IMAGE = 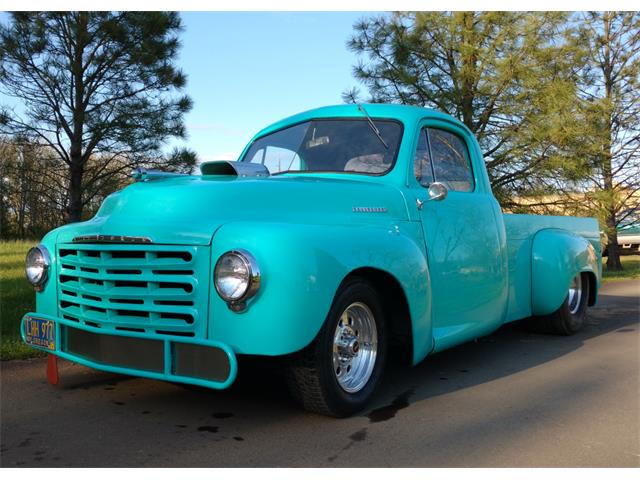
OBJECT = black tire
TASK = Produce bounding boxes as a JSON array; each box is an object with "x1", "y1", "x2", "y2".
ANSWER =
[
  {"x1": 285, "y1": 277, "x2": 387, "y2": 417},
  {"x1": 534, "y1": 272, "x2": 590, "y2": 335}
]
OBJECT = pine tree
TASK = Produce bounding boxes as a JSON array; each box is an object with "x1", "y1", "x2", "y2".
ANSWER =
[
  {"x1": 345, "y1": 12, "x2": 586, "y2": 206},
  {"x1": 0, "y1": 12, "x2": 194, "y2": 222},
  {"x1": 578, "y1": 12, "x2": 640, "y2": 271}
]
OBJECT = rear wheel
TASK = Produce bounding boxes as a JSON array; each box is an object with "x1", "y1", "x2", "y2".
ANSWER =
[
  {"x1": 539, "y1": 272, "x2": 590, "y2": 335},
  {"x1": 286, "y1": 277, "x2": 387, "y2": 417}
]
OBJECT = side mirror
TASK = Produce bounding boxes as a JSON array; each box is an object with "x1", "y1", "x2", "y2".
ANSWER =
[{"x1": 428, "y1": 182, "x2": 448, "y2": 202}]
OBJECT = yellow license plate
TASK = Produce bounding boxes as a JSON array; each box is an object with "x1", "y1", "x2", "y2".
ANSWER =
[{"x1": 24, "y1": 316, "x2": 56, "y2": 350}]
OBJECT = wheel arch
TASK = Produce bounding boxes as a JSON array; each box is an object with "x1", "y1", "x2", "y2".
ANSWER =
[
  {"x1": 342, "y1": 267, "x2": 414, "y2": 365},
  {"x1": 531, "y1": 228, "x2": 601, "y2": 316},
  {"x1": 584, "y1": 270, "x2": 597, "y2": 307},
  {"x1": 208, "y1": 220, "x2": 431, "y2": 360}
]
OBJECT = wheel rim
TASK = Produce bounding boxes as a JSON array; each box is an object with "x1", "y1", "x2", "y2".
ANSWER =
[
  {"x1": 568, "y1": 274, "x2": 583, "y2": 315},
  {"x1": 332, "y1": 302, "x2": 378, "y2": 394}
]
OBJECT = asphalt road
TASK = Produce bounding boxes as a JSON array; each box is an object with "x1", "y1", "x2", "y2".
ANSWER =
[{"x1": 1, "y1": 279, "x2": 638, "y2": 467}]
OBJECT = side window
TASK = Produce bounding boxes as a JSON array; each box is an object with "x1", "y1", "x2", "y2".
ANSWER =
[
  {"x1": 248, "y1": 146, "x2": 301, "y2": 173},
  {"x1": 427, "y1": 128, "x2": 474, "y2": 192},
  {"x1": 413, "y1": 129, "x2": 434, "y2": 187}
]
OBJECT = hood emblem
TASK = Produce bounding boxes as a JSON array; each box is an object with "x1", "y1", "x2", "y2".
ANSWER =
[
  {"x1": 73, "y1": 235, "x2": 153, "y2": 244},
  {"x1": 352, "y1": 207, "x2": 388, "y2": 213}
]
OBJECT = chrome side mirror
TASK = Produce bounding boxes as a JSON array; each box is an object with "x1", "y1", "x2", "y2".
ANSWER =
[
  {"x1": 131, "y1": 167, "x2": 148, "y2": 182},
  {"x1": 428, "y1": 182, "x2": 448, "y2": 202}
]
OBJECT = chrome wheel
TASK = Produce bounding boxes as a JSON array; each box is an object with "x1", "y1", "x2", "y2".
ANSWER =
[
  {"x1": 332, "y1": 302, "x2": 378, "y2": 394},
  {"x1": 568, "y1": 274, "x2": 583, "y2": 315}
]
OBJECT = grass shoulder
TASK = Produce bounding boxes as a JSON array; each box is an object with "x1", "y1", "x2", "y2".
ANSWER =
[
  {"x1": 602, "y1": 255, "x2": 640, "y2": 283},
  {"x1": 1, "y1": 241, "x2": 43, "y2": 360}
]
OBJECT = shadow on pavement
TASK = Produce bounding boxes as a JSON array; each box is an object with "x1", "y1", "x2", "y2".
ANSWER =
[{"x1": 54, "y1": 288, "x2": 639, "y2": 421}]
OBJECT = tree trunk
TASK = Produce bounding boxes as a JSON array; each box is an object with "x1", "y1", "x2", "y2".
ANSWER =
[
  {"x1": 67, "y1": 159, "x2": 84, "y2": 223},
  {"x1": 602, "y1": 153, "x2": 623, "y2": 270},
  {"x1": 17, "y1": 146, "x2": 27, "y2": 238},
  {"x1": 605, "y1": 211, "x2": 623, "y2": 270},
  {"x1": 601, "y1": 13, "x2": 623, "y2": 272},
  {"x1": 66, "y1": 12, "x2": 88, "y2": 224},
  {"x1": 459, "y1": 12, "x2": 477, "y2": 130}
]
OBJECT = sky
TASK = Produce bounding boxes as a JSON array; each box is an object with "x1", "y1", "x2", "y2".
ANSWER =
[
  {"x1": 173, "y1": 12, "x2": 373, "y2": 161},
  {"x1": 0, "y1": 11, "x2": 379, "y2": 162}
]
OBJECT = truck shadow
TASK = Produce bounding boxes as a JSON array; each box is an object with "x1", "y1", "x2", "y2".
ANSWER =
[
  {"x1": 368, "y1": 290, "x2": 638, "y2": 421},
  {"x1": 56, "y1": 288, "x2": 638, "y2": 422}
]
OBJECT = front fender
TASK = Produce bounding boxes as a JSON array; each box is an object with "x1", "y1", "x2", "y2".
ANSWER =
[
  {"x1": 208, "y1": 221, "x2": 430, "y2": 359},
  {"x1": 531, "y1": 228, "x2": 600, "y2": 316}
]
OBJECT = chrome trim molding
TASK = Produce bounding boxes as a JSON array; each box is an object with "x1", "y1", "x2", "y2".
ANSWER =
[
  {"x1": 72, "y1": 235, "x2": 153, "y2": 244},
  {"x1": 131, "y1": 167, "x2": 188, "y2": 182}
]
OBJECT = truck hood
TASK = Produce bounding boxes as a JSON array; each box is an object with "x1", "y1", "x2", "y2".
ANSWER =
[{"x1": 56, "y1": 175, "x2": 410, "y2": 245}]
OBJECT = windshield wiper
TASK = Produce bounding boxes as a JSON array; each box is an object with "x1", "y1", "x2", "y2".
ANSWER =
[{"x1": 357, "y1": 104, "x2": 388, "y2": 150}]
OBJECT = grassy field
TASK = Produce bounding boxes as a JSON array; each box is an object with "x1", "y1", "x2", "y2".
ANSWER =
[
  {"x1": 0, "y1": 241, "x2": 638, "y2": 360},
  {"x1": 601, "y1": 255, "x2": 640, "y2": 283},
  {"x1": 1, "y1": 240, "x2": 44, "y2": 360}
]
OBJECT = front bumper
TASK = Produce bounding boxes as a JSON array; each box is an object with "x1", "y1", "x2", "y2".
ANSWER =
[{"x1": 21, "y1": 313, "x2": 237, "y2": 389}]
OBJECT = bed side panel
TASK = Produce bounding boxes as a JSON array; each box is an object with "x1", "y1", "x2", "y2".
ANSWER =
[{"x1": 503, "y1": 214, "x2": 601, "y2": 322}]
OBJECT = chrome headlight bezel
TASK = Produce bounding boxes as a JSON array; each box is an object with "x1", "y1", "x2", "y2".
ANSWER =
[
  {"x1": 25, "y1": 244, "x2": 51, "y2": 291},
  {"x1": 214, "y1": 249, "x2": 260, "y2": 311}
]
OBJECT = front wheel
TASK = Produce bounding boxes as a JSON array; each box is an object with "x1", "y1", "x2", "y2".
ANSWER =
[{"x1": 286, "y1": 277, "x2": 387, "y2": 417}]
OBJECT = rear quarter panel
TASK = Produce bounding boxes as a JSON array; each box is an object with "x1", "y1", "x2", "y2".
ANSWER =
[{"x1": 504, "y1": 214, "x2": 601, "y2": 321}]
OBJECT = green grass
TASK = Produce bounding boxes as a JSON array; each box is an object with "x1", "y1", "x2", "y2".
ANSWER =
[
  {"x1": 1, "y1": 240, "x2": 45, "y2": 360},
  {"x1": 602, "y1": 255, "x2": 640, "y2": 283}
]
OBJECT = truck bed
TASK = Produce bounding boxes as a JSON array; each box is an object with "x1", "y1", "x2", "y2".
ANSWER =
[{"x1": 503, "y1": 214, "x2": 601, "y2": 322}]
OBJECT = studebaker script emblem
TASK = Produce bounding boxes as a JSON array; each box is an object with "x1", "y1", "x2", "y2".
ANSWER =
[
  {"x1": 352, "y1": 207, "x2": 388, "y2": 213},
  {"x1": 72, "y1": 235, "x2": 153, "y2": 244}
]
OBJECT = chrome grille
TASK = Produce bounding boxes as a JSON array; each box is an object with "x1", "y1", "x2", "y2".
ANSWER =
[{"x1": 56, "y1": 244, "x2": 209, "y2": 338}]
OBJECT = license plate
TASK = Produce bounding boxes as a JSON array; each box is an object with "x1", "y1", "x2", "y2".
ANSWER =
[{"x1": 24, "y1": 316, "x2": 56, "y2": 350}]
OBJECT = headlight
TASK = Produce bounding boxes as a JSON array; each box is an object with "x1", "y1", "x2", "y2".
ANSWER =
[
  {"x1": 25, "y1": 245, "x2": 51, "y2": 290},
  {"x1": 214, "y1": 249, "x2": 260, "y2": 311}
]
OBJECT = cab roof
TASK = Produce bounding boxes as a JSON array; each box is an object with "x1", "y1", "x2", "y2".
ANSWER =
[{"x1": 252, "y1": 104, "x2": 466, "y2": 140}]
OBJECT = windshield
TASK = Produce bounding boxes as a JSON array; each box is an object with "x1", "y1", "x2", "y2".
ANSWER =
[{"x1": 241, "y1": 119, "x2": 403, "y2": 175}]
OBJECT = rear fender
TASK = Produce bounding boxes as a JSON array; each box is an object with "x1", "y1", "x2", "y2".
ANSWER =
[{"x1": 531, "y1": 228, "x2": 600, "y2": 316}]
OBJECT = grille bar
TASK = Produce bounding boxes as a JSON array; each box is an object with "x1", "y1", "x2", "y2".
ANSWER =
[
  {"x1": 58, "y1": 281, "x2": 193, "y2": 299},
  {"x1": 57, "y1": 244, "x2": 209, "y2": 338},
  {"x1": 58, "y1": 254, "x2": 195, "y2": 268}
]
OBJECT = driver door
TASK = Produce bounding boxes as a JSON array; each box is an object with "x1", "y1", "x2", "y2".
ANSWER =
[{"x1": 412, "y1": 123, "x2": 506, "y2": 351}]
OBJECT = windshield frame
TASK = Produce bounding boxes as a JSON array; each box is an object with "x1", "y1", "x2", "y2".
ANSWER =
[{"x1": 239, "y1": 116, "x2": 405, "y2": 177}]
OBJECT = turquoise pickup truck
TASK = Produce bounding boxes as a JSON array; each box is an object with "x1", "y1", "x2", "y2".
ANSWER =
[{"x1": 22, "y1": 104, "x2": 601, "y2": 417}]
